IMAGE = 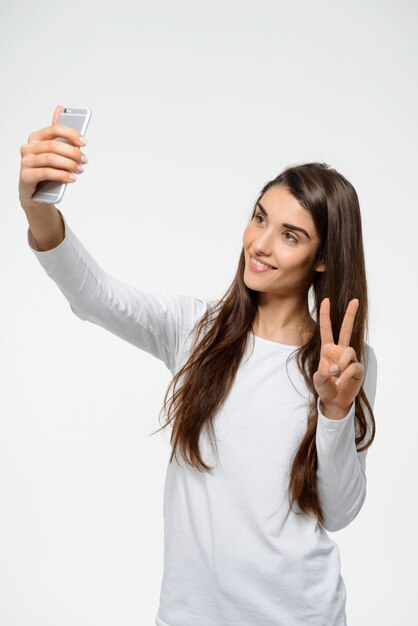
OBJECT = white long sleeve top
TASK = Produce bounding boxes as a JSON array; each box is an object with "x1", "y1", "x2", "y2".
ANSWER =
[{"x1": 28, "y1": 210, "x2": 378, "y2": 626}]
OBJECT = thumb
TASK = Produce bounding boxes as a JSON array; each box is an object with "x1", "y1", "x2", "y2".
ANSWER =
[
  {"x1": 313, "y1": 368, "x2": 339, "y2": 401},
  {"x1": 52, "y1": 104, "x2": 65, "y2": 126}
]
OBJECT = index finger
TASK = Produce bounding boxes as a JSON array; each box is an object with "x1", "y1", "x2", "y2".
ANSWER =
[
  {"x1": 29, "y1": 123, "x2": 85, "y2": 147},
  {"x1": 319, "y1": 297, "x2": 334, "y2": 345}
]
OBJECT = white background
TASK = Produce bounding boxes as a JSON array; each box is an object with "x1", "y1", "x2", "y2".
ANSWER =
[{"x1": 1, "y1": 0, "x2": 417, "y2": 624}]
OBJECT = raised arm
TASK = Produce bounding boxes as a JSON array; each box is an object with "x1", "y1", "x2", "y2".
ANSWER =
[
  {"x1": 315, "y1": 343, "x2": 378, "y2": 532},
  {"x1": 26, "y1": 209, "x2": 210, "y2": 373},
  {"x1": 20, "y1": 106, "x2": 211, "y2": 374}
]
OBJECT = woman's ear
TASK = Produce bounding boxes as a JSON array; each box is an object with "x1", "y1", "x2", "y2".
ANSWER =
[{"x1": 315, "y1": 260, "x2": 325, "y2": 272}]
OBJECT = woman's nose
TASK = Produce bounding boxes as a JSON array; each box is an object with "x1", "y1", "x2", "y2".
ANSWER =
[{"x1": 254, "y1": 232, "x2": 274, "y2": 253}]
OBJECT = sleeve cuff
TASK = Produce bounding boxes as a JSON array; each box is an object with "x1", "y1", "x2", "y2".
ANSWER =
[
  {"x1": 27, "y1": 208, "x2": 69, "y2": 254},
  {"x1": 317, "y1": 396, "x2": 355, "y2": 426}
]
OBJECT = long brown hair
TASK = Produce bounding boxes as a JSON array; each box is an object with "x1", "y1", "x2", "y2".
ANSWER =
[{"x1": 149, "y1": 162, "x2": 376, "y2": 526}]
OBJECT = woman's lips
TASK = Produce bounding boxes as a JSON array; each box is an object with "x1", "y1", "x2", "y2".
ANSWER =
[{"x1": 249, "y1": 256, "x2": 277, "y2": 272}]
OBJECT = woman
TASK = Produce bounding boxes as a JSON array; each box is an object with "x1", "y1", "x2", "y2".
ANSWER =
[{"x1": 19, "y1": 105, "x2": 377, "y2": 626}]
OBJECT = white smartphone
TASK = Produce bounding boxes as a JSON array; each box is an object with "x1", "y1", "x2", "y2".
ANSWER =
[{"x1": 31, "y1": 106, "x2": 92, "y2": 204}]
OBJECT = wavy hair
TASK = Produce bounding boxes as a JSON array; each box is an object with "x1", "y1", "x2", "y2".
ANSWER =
[{"x1": 149, "y1": 162, "x2": 376, "y2": 526}]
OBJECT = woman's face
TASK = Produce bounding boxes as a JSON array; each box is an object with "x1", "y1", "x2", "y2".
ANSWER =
[{"x1": 242, "y1": 185, "x2": 324, "y2": 296}]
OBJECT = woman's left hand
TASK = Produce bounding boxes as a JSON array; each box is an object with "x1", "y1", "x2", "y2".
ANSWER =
[{"x1": 313, "y1": 298, "x2": 365, "y2": 418}]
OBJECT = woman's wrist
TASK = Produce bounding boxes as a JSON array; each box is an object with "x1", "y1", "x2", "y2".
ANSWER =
[{"x1": 319, "y1": 399, "x2": 352, "y2": 421}]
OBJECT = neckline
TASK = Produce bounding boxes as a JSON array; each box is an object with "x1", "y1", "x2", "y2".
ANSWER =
[{"x1": 250, "y1": 332, "x2": 301, "y2": 349}]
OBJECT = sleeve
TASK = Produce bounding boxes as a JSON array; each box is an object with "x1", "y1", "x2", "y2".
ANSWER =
[
  {"x1": 315, "y1": 343, "x2": 378, "y2": 532},
  {"x1": 27, "y1": 209, "x2": 210, "y2": 374}
]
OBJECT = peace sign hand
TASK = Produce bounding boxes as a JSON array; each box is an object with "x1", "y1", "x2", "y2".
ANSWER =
[{"x1": 313, "y1": 298, "x2": 365, "y2": 419}]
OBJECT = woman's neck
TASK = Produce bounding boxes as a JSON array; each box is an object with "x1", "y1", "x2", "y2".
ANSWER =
[{"x1": 252, "y1": 307, "x2": 315, "y2": 346}]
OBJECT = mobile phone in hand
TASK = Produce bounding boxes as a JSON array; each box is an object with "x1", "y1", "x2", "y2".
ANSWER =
[{"x1": 32, "y1": 107, "x2": 92, "y2": 204}]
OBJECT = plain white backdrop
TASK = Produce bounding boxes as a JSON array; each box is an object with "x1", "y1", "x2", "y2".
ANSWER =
[{"x1": 1, "y1": 0, "x2": 417, "y2": 624}]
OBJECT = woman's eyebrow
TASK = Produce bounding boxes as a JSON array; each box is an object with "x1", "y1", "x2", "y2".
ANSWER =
[{"x1": 256, "y1": 202, "x2": 311, "y2": 239}]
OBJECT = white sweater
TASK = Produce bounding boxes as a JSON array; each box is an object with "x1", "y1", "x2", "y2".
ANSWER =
[{"x1": 28, "y1": 210, "x2": 378, "y2": 626}]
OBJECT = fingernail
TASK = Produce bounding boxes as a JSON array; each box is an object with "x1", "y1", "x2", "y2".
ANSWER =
[
  {"x1": 79, "y1": 135, "x2": 87, "y2": 145},
  {"x1": 80, "y1": 155, "x2": 89, "y2": 163},
  {"x1": 329, "y1": 364, "x2": 339, "y2": 374}
]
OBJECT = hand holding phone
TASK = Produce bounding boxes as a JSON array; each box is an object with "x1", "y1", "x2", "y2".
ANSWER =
[{"x1": 19, "y1": 105, "x2": 91, "y2": 208}]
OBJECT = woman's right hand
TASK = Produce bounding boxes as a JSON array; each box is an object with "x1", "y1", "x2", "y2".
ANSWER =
[{"x1": 19, "y1": 104, "x2": 88, "y2": 209}]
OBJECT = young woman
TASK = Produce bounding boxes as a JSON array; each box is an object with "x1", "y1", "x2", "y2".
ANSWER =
[{"x1": 19, "y1": 105, "x2": 377, "y2": 626}]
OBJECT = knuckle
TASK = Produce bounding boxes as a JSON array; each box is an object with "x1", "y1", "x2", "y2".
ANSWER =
[
  {"x1": 20, "y1": 169, "x2": 29, "y2": 183},
  {"x1": 47, "y1": 139, "x2": 57, "y2": 153},
  {"x1": 22, "y1": 169, "x2": 34, "y2": 184}
]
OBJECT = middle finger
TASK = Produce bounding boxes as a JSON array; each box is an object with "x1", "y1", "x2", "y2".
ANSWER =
[
  {"x1": 337, "y1": 299, "x2": 359, "y2": 347},
  {"x1": 24, "y1": 151, "x2": 85, "y2": 175},
  {"x1": 28, "y1": 139, "x2": 87, "y2": 164}
]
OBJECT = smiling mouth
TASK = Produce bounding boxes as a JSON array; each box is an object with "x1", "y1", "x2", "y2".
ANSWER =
[{"x1": 249, "y1": 255, "x2": 277, "y2": 271}]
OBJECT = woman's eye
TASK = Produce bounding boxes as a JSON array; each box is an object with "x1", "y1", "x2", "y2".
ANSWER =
[
  {"x1": 254, "y1": 214, "x2": 298, "y2": 244},
  {"x1": 284, "y1": 232, "x2": 298, "y2": 243}
]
